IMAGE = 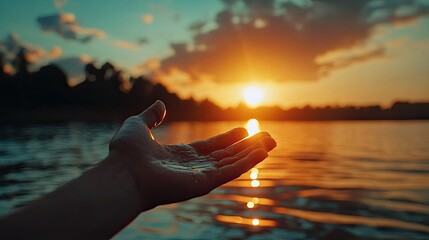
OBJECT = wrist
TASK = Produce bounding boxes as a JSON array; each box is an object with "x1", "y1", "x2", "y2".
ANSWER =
[{"x1": 104, "y1": 151, "x2": 156, "y2": 212}]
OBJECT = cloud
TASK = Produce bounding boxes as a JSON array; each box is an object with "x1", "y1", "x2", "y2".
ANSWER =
[
  {"x1": 26, "y1": 45, "x2": 63, "y2": 62},
  {"x1": 141, "y1": 14, "x2": 154, "y2": 24},
  {"x1": 189, "y1": 21, "x2": 207, "y2": 33},
  {"x1": 159, "y1": 0, "x2": 429, "y2": 83},
  {"x1": 0, "y1": 33, "x2": 62, "y2": 63},
  {"x1": 0, "y1": 33, "x2": 23, "y2": 54},
  {"x1": 49, "y1": 46, "x2": 63, "y2": 58},
  {"x1": 113, "y1": 41, "x2": 140, "y2": 50},
  {"x1": 37, "y1": 12, "x2": 106, "y2": 43},
  {"x1": 317, "y1": 46, "x2": 386, "y2": 76},
  {"x1": 137, "y1": 37, "x2": 150, "y2": 45},
  {"x1": 53, "y1": 0, "x2": 68, "y2": 10},
  {"x1": 133, "y1": 58, "x2": 160, "y2": 76}
]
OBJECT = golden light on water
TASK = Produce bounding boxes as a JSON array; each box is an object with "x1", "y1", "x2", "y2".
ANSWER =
[
  {"x1": 252, "y1": 218, "x2": 260, "y2": 226},
  {"x1": 215, "y1": 215, "x2": 277, "y2": 227},
  {"x1": 251, "y1": 179, "x2": 260, "y2": 187},
  {"x1": 246, "y1": 119, "x2": 260, "y2": 136},
  {"x1": 247, "y1": 197, "x2": 260, "y2": 208},
  {"x1": 250, "y1": 167, "x2": 260, "y2": 187},
  {"x1": 215, "y1": 162, "x2": 279, "y2": 228},
  {"x1": 243, "y1": 85, "x2": 264, "y2": 107},
  {"x1": 250, "y1": 167, "x2": 259, "y2": 179},
  {"x1": 215, "y1": 215, "x2": 243, "y2": 224}
]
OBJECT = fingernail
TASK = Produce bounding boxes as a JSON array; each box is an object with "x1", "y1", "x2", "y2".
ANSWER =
[{"x1": 152, "y1": 100, "x2": 166, "y2": 127}]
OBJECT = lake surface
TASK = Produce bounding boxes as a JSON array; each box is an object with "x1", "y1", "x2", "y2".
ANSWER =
[{"x1": 1, "y1": 121, "x2": 429, "y2": 239}]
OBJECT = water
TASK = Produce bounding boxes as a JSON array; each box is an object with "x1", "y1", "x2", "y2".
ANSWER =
[{"x1": 1, "y1": 121, "x2": 429, "y2": 239}]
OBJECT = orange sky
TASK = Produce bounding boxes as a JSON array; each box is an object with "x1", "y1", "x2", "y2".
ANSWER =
[{"x1": 157, "y1": 23, "x2": 429, "y2": 109}]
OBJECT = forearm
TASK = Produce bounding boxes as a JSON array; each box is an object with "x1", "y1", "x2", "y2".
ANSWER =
[{"x1": 0, "y1": 154, "x2": 144, "y2": 239}]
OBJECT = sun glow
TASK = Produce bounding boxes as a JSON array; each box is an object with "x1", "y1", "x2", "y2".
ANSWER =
[
  {"x1": 251, "y1": 180, "x2": 260, "y2": 187},
  {"x1": 252, "y1": 218, "x2": 260, "y2": 226},
  {"x1": 243, "y1": 85, "x2": 264, "y2": 107},
  {"x1": 246, "y1": 119, "x2": 260, "y2": 136}
]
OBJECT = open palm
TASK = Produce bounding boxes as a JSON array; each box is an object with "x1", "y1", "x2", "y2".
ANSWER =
[{"x1": 109, "y1": 101, "x2": 276, "y2": 209}]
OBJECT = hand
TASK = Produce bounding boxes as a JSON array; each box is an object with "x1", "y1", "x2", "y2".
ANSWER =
[
  {"x1": 0, "y1": 100, "x2": 276, "y2": 240},
  {"x1": 109, "y1": 100, "x2": 276, "y2": 210}
]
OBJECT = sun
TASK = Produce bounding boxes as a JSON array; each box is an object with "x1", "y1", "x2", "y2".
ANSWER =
[{"x1": 242, "y1": 85, "x2": 264, "y2": 107}]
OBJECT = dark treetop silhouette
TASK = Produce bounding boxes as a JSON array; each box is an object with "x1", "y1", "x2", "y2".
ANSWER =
[
  {"x1": 0, "y1": 49, "x2": 428, "y2": 122},
  {"x1": 0, "y1": 100, "x2": 277, "y2": 239}
]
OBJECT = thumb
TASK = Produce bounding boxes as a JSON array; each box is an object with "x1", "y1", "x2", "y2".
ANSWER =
[{"x1": 139, "y1": 100, "x2": 166, "y2": 129}]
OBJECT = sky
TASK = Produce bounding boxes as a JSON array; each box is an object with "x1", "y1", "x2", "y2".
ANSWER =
[{"x1": 0, "y1": 0, "x2": 428, "y2": 108}]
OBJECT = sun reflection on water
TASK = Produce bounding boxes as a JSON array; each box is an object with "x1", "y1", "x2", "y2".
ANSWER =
[
  {"x1": 214, "y1": 120, "x2": 278, "y2": 229},
  {"x1": 252, "y1": 197, "x2": 260, "y2": 204},
  {"x1": 252, "y1": 218, "x2": 260, "y2": 226},
  {"x1": 251, "y1": 179, "x2": 260, "y2": 187},
  {"x1": 246, "y1": 119, "x2": 260, "y2": 136},
  {"x1": 215, "y1": 215, "x2": 277, "y2": 227}
]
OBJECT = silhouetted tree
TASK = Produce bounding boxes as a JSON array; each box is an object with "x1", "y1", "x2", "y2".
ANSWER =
[
  {"x1": 100, "y1": 62, "x2": 114, "y2": 80},
  {"x1": 127, "y1": 76, "x2": 154, "y2": 108},
  {"x1": 71, "y1": 62, "x2": 125, "y2": 107},
  {"x1": 1, "y1": 50, "x2": 428, "y2": 122},
  {"x1": 33, "y1": 64, "x2": 69, "y2": 106},
  {"x1": 85, "y1": 63, "x2": 97, "y2": 82},
  {"x1": 0, "y1": 50, "x2": 5, "y2": 78},
  {"x1": 13, "y1": 48, "x2": 29, "y2": 76}
]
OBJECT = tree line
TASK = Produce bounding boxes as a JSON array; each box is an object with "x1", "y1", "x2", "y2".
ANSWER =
[{"x1": 1, "y1": 49, "x2": 428, "y2": 122}]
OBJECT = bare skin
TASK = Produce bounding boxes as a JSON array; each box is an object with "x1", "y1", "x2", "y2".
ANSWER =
[{"x1": 0, "y1": 100, "x2": 276, "y2": 239}]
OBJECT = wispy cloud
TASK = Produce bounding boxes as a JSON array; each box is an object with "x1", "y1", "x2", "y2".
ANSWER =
[
  {"x1": 137, "y1": 37, "x2": 149, "y2": 45},
  {"x1": 141, "y1": 14, "x2": 154, "y2": 24},
  {"x1": 53, "y1": 0, "x2": 68, "y2": 10},
  {"x1": 317, "y1": 46, "x2": 386, "y2": 76},
  {"x1": 113, "y1": 41, "x2": 140, "y2": 50},
  {"x1": 37, "y1": 12, "x2": 106, "y2": 43},
  {"x1": 0, "y1": 33, "x2": 62, "y2": 63},
  {"x1": 133, "y1": 58, "x2": 160, "y2": 76}
]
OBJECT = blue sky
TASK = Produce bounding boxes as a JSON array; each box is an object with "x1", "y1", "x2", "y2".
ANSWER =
[
  {"x1": 0, "y1": 0, "x2": 222, "y2": 69},
  {"x1": 1, "y1": 0, "x2": 429, "y2": 108}
]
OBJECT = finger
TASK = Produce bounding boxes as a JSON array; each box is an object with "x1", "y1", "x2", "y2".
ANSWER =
[
  {"x1": 213, "y1": 148, "x2": 267, "y2": 187},
  {"x1": 217, "y1": 136, "x2": 276, "y2": 167},
  {"x1": 210, "y1": 131, "x2": 271, "y2": 160},
  {"x1": 190, "y1": 127, "x2": 248, "y2": 154},
  {"x1": 138, "y1": 100, "x2": 166, "y2": 129}
]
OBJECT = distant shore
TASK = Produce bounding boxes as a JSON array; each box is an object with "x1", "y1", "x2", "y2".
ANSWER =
[{"x1": 2, "y1": 101, "x2": 429, "y2": 123}]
